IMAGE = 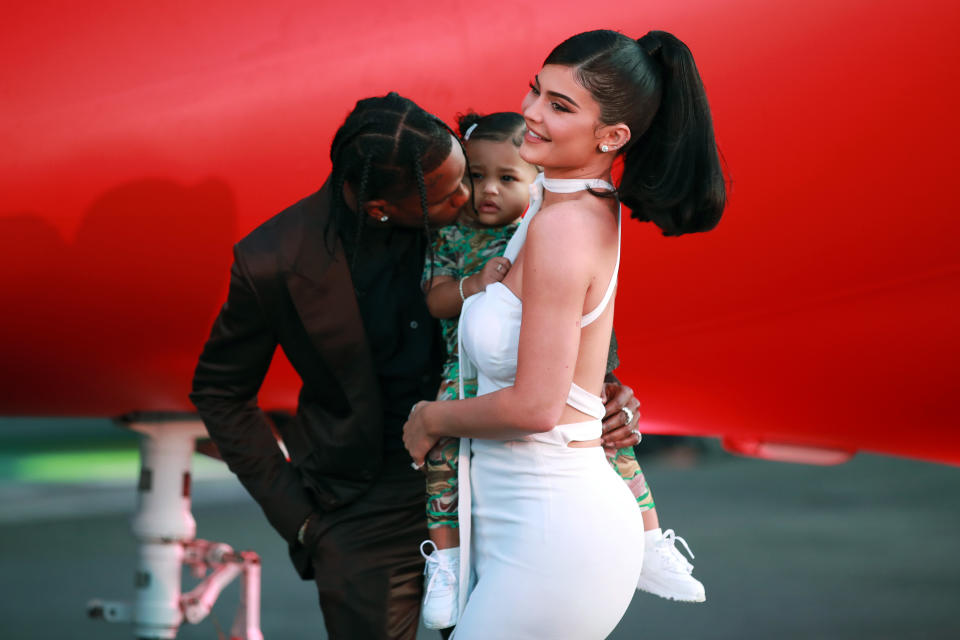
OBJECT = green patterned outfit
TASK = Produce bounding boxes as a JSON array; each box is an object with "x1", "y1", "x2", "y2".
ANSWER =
[{"x1": 422, "y1": 217, "x2": 653, "y2": 530}]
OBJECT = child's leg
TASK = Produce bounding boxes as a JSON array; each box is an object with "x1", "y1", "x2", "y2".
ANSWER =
[
  {"x1": 642, "y1": 507, "x2": 660, "y2": 531},
  {"x1": 425, "y1": 436, "x2": 461, "y2": 549},
  {"x1": 606, "y1": 446, "x2": 656, "y2": 518},
  {"x1": 608, "y1": 447, "x2": 706, "y2": 602},
  {"x1": 424, "y1": 375, "x2": 465, "y2": 549},
  {"x1": 422, "y1": 438, "x2": 461, "y2": 629},
  {"x1": 421, "y1": 377, "x2": 464, "y2": 630}
]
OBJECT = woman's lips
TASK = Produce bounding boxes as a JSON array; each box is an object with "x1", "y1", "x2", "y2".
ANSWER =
[{"x1": 525, "y1": 129, "x2": 548, "y2": 143}]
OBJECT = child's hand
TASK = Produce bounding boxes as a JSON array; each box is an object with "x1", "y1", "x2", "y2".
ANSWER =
[
  {"x1": 476, "y1": 257, "x2": 512, "y2": 289},
  {"x1": 458, "y1": 257, "x2": 512, "y2": 300}
]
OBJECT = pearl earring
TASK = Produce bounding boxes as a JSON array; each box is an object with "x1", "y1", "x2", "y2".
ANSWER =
[
  {"x1": 600, "y1": 144, "x2": 610, "y2": 153},
  {"x1": 379, "y1": 215, "x2": 389, "y2": 223}
]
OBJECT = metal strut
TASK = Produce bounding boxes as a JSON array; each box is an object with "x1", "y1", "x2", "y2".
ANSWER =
[{"x1": 87, "y1": 418, "x2": 263, "y2": 640}]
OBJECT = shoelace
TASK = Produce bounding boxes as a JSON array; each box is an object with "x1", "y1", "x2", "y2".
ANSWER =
[
  {"x1": 657, "y1": 529, "x2": 696, "y2": 573},
  {"x1": 420, "y1": 540, "x2": 456, "y2": 593}
]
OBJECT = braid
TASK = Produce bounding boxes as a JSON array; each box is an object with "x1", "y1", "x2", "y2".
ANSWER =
[
  {"x1": 350, "y1": 153, "x2": 373, "y2": 272},
  {"x1": 325, "y1": 93, "x2": 455, "y2": 272},
  {"x1": 326, "y1": 166, "x2": 348, "y2": 254},
  {"x1": 413, "y1": 146, "x2": 429, "y2": 216},
  {"x1": 412, "y1": 148, "x2": 434, "y2": 283}
]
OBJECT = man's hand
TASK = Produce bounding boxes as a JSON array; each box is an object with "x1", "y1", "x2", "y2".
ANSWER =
[
  {"x1": 600, "y1": 381, "x2": 641, "y2": 450},
  {"x1": 403, "y1": 401, "x2": 439, "y2": 469}
]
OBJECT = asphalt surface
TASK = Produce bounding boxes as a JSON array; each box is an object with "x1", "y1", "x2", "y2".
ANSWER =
[{"x1": 1, "y1": 419, "x2": 958, "y2": 639}]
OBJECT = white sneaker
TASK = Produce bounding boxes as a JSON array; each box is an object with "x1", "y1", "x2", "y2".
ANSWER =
[
  {"x1": 420, "y1": 540, "x2": 459, "y2": 629},
  {"x1": 636, "y1": 528, "x2": 706, "y2": 603}
]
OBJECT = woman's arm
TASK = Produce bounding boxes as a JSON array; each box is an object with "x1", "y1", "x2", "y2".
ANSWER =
[{"x1": 405, "y1": 203, "x2": 605, "y2": 463}]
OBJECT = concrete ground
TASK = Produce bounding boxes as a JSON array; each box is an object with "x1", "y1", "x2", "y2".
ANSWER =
[{"x1": 1, "y1": 419, "x2": 958, "y2": 639}]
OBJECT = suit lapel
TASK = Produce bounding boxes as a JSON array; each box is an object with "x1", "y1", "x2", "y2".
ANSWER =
[{"x1": 285, "y1": 184, "x2": 380, "y2": 412}]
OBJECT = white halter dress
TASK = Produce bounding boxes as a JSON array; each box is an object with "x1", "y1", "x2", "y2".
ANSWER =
[{"x1": 451, "y1": 174, "x2": 644, "y2": 639}]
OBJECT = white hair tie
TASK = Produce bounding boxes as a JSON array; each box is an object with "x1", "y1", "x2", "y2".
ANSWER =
[{"x1": 463, "y1": 123, "x2": 479, "y2": 141}]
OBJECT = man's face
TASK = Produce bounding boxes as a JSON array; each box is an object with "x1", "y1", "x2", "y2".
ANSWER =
[{"x1": 383, "y1": 135, "x2": 470, "y2": 228}]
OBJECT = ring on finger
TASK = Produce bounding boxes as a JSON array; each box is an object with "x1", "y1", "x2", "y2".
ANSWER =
[
  {"x1": 496, "y1": 264, "x2": 504, "y2": 272},
  {"x1": 620, "y1": 405, "x2": 634, "y2": 425},
  {"x1": 630, "y1": 427, "x2": 642, "y2": 443}
]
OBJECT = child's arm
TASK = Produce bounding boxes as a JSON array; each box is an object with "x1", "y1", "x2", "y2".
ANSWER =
[{"x1": 424, "y1": 256, "x2": 512, "y2": 319}]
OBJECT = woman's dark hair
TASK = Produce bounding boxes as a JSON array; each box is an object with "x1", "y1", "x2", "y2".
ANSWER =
[
  {"x1": 326, "y1": 92, "x2": 458, "y2": 262},
  {"x1": 544, "y1": 30, "x2": 726, "y2": 236},
  {"x1": 457, "y1": 111, "x2": 526, "y2": 147}
]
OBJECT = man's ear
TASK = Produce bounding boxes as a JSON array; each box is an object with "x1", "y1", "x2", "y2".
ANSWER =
[{"x1": 363, "y1": 199, "x2": 390, "y2": 222}]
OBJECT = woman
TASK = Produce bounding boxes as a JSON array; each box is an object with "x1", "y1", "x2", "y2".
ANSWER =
[{"x1": 404, "y1": 29, "x2": 726, "y2": 638}]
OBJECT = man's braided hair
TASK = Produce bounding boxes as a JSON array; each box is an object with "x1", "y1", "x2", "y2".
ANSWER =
[{"x1": 326, "y1": 92, "x2": 460, "y2": 271}]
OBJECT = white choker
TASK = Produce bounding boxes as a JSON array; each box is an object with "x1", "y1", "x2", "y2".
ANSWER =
[
  {"x1": 506, "y1": 174, "x2": 618, "y2": 263},
  {"x1": 541, "y1": 174, "x2": 615, "y2": 194}
]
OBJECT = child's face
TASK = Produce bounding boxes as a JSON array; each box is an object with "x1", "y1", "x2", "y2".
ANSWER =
[{"x1": 465, "y1": 139, "x2": 540, "y2": 227}]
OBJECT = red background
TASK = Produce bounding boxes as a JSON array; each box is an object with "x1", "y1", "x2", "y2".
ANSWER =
[{"x1": 1, "y1": 1, "x2": 957, "y2": 464}]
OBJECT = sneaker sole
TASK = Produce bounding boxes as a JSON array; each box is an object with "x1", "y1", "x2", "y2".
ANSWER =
[
  {"x1": 635, "y1": 582, "x2": 706, "y2": 603},
  {"x1": 422, "y1": 621, "x2": 457, "y2": 630}
]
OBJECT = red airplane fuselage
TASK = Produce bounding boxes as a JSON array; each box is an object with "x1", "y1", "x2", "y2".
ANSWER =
[{"x1": 2, "y1": 0, "x2": 958, "y2": 464}]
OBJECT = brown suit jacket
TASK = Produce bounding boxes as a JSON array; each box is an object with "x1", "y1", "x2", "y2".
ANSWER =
[{"x1": 191, "y1": 181, "x2": 386, "y2": 578}]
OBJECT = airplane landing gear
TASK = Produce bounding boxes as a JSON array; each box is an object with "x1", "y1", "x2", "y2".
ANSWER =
[{"x1": 87, "y1": 417, "x2": 263, "y2": 639}]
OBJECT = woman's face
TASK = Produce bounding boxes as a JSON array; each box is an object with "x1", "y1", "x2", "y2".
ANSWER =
[{"x1": 519, "y1": 64, "x2": 606, "y2": 173}]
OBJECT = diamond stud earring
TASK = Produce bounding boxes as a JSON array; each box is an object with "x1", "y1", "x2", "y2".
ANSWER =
[
  {"x1": 380, "y1": 215, "x2": 389, "y2": 223},
  {"x1": 600, "y1": 144, "x2": 610, "y2": 153}
]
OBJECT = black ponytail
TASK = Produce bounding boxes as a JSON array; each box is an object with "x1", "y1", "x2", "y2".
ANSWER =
[
  {"x1": 624, "y1": 31, "x2": 725, "y2": 235},
  {"x1": 544, "y1": 30, "x2": 726, "y2": 236}
]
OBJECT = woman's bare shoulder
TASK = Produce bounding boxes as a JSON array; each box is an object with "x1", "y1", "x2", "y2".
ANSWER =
[{"x1": 526, "y1": 198, "x2": 616, "y2": 259}]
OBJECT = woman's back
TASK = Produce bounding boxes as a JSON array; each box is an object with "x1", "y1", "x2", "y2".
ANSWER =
[{"x1": 460, "y1": 181, "x2": 621, "y2": 425}]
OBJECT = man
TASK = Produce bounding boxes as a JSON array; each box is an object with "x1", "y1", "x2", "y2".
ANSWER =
[{"x1": 191, "y1": 93, "x2": 640, "y2": 639}]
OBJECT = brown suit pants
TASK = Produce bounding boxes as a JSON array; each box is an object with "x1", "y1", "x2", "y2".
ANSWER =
[{"x1": 309, "y1": 449, "x2": 433, "y2": 639}]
